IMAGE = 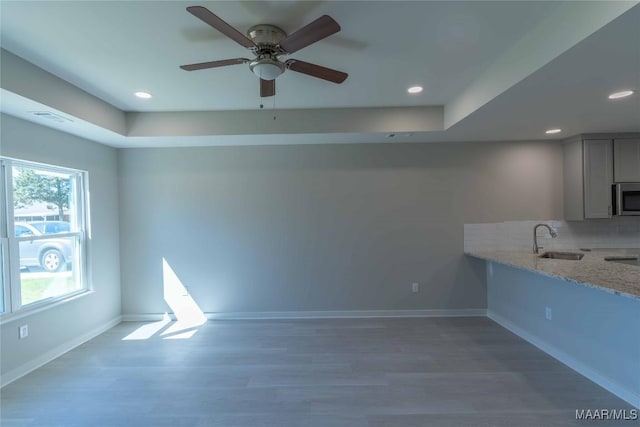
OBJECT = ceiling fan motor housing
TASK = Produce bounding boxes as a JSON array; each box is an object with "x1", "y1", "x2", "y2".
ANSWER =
[
  {"x1": 247, "y1": 24, "x2": 287, "y2": 47},
  {"x1": 247, "y1": 24, "x2": 287, "y2": 80}
]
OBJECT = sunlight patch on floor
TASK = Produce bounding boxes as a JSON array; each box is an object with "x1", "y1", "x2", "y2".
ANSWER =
[
  {"x1": 162, "y1": 329, "x2": 198, "y2": 340},
  {"x1": 122, "y1": 314, "x2": 171, "y2": 340},
  {"x1": 161, "y1": 258, "x2": 207, "y2": 339},
  {"x1": 122, "y1": 259, "x2": 207, "y2": 340}
]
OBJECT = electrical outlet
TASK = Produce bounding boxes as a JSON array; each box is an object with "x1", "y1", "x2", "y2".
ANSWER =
[
  {"x1": 545, "y1": 307, "x2": 552, "y2": 320},
  {"x1": 19, "y1": 324, "x2": 29, "y2": 339},
  {"x1": 411, "y1": 283, "x2": 419, "y2": 293}
]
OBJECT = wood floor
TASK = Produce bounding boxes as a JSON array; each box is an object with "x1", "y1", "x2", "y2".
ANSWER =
[{"x1": 1, "y1": 317, "x2": 636, "y2": 426}]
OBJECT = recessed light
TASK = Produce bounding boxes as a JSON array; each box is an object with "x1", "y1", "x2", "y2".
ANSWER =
[
  {"x1": 608, "y1": 90, "x2": 634, "y2": 99},
  {"x1": 135, "y1": 91, "x2": 153, "y2": 99},
  {"x1": 407, "y1": 86, "x2": 423, "y2": 94},
  {"x1": 545, "y1": 129, "x2": 562, "y2": 134}
]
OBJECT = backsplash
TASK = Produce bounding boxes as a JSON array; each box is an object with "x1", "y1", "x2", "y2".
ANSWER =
[{"x1": 464, "y1": 217, "x2": 640, "y2": 252}]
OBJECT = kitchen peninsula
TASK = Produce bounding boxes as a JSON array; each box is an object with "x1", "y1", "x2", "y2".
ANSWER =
[{"x1": 467, "y1": 249, "x2": 640, "y2": 409}]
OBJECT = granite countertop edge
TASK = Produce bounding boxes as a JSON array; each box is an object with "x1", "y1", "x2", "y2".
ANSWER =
[{"x1": 465, "y1": 250, "x2": 640, "y2": 300}]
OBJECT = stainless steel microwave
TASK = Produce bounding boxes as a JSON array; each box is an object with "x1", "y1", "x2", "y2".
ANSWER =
[{"x1": 613, "y1": 183, "x2": 640, "y2": 216}]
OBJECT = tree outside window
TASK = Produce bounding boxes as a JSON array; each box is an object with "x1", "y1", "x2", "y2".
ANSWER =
[{"x1": 13, "y1": 169, "x2": 71, "y2": 220}]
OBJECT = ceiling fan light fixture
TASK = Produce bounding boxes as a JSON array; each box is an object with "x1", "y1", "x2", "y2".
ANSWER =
[
  {"x1": 250, "y1": 58, "x2": 285, "y2": 81},
  {"x1": 608, "y1": 90, "x2": 634, "y2": 99}
]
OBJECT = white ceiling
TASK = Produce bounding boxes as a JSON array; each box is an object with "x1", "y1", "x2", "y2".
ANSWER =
[{"x1": 0, "y1": 1, "x2": 639, "y2": 147}]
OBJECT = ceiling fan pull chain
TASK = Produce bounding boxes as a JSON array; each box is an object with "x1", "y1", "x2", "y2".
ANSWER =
[{"x1": 273, "y1": 94, "x2": 277, "y2": 120}]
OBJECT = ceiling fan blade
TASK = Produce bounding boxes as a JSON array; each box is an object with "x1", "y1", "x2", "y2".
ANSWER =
[
  {"x1": 186, "y1": 6, "x2": 256, "y2": 49},
  {"x1": 260, "y1": 79, "x2": 275, "y2": 98},
  {"x1": 279, "y1": 15, "x2": 340, "y2": 54},
  {"x1": 180, "y1": 58, "x2": 249, "y2": 71},
  {"x1": 285, "y1": 59, "x2": 348, "y2": 83}
]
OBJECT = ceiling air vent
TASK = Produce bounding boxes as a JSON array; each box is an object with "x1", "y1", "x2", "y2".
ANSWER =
[{"x1": 29, "y1": 111, "x2": 73, "y2": 123}]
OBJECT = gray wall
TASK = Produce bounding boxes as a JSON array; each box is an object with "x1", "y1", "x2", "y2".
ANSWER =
[
  {"x1": 0, "y1": 114, "x2": 121, "y2": 379},
  {"x1": 119, "y1": 141, "x2": 563, "y2": 315}
]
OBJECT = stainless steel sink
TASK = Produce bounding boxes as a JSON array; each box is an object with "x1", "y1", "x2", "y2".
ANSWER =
[{"x1": 539, "y1": 251, "x2": 584, "y2": 260}]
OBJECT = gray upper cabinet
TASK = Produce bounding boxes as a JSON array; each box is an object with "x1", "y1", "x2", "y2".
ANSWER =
[
  {"x1": 613, "y1": 139, "x2": 640, "y2": 182},
  {"x1": 583, "y1": 139, "x2": 613, "y2": 219},
  {"x1": 563, "y1": 138, "x2": 613, "y2": 220}
]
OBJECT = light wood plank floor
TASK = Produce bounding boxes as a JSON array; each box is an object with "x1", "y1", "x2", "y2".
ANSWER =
[{"x1": 1, "y1": 317, "x2": 636, "y2": 426}]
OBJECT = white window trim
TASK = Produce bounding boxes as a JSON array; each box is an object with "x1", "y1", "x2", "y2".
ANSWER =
[
  {"x1": 0, "y1": 161, "x2": 8, "y2": 313},
  {"x1": 0, "y1": 290, "x2": 95, "y2": 326},
  {"x1": 0, "y1": 238, "x2": 9, "y2": 314},
  {"x1": 0, "y1": 157, "x2": 91, "y2": 316}
]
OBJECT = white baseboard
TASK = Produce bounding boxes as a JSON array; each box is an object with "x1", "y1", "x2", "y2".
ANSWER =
[
  {"x1": 488, "y1": 310, "x2": 640, "y2": 410},
  {"x1": 0, "y1": 316, "x2": 122, "y2": 388},
  {"x1": 122, "y1": 308, "x2": 487, "y2": 322}
]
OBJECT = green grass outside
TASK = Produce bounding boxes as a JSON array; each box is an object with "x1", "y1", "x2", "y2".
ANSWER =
[{"x1": 21, "y1": 274, "x2": 76, "y2": 305}]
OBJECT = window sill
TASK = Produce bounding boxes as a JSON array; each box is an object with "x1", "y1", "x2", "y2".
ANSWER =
[{"x1": 0, "y1": 289, "x2": 95, "y2": 326}]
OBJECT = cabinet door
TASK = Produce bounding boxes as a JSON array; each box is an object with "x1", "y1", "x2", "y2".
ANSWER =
[
  {"x1": 563, "y1": 139, "x2": 585, "y2": 220},
  {"x1": 583, "y1": 140, "x2": 613, "y2": 219},
  {"x1": 614, "y1": 139, "x2": 640, "y2": 182}
]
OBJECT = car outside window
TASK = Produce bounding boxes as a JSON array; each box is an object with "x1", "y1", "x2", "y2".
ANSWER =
[
  {"x1": 30, "y1": 221, "x2": 71, "y2": 234},
  {"x1": 15, "y1": 225, "x2": 35, "y2": 237}
]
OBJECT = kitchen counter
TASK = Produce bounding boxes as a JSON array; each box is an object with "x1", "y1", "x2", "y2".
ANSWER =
[
  {"x1": 478, "y1": 250, "x2": 640, "y2": 408},
  {"x1": 466, "y1": 249, "x2": 640, "y2": 300}
]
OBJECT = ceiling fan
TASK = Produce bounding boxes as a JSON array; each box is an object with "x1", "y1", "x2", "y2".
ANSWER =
[{"x1": 180, "y1": 6, "x2": 348, "y2": 98}]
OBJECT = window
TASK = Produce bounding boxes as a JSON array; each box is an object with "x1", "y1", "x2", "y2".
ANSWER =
[
  {"x1": 0, "y1": 158, "x2": 89, "y2": 313},
  {"x1": 0, "y1": 242, "x2": 6, "y2": 314}
]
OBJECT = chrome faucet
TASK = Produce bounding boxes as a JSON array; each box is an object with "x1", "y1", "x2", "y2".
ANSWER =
[{"x1": 533, "y1": 223, "x2": 557, "y2": 254}]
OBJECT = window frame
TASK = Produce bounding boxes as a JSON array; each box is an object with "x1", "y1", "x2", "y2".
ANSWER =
[
  {"x1": 0, "y1": 239, "x2": 8, "y2": 314},
  {"x1": 0, "y1": 161, "x2": 8, "y2": 314},
  {"x1": 0, "y1": 157, "x2": 91, "y2": 317}
]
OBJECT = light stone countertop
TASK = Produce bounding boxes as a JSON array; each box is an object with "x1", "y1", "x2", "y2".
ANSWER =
[{"x1": 466, "y1": 249, "x2": 640, "y2": 300}]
